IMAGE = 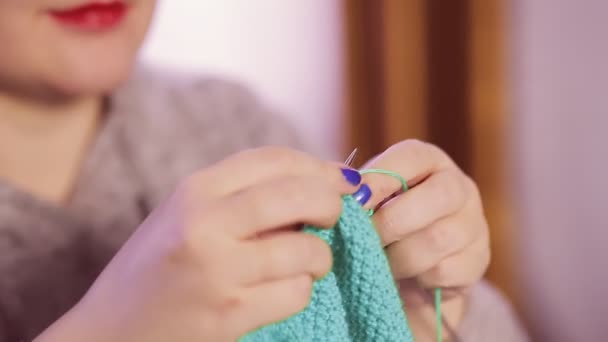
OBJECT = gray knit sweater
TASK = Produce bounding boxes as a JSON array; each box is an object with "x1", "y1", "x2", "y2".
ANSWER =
[{"x1": 0, "y1": 69, "x2": 528, "y2": 341}]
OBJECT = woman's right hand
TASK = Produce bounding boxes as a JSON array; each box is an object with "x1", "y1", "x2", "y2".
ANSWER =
[{"x1": 36, "y1": 147, "x2": 364, "y2": 342}]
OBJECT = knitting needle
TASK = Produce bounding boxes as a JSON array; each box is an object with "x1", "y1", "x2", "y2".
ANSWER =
[{"x1": 344, "y1": 148, "x2": 359, "y2": 167}]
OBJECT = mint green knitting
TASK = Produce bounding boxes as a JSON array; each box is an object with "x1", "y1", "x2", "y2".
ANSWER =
[{"x1": 240, "y1": 195, "x2": 414, "y2": 342}]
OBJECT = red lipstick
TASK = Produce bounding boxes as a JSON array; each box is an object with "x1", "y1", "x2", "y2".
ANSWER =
[{"x1": 50, "y1": 2, "x2": 128, "y2": 31}]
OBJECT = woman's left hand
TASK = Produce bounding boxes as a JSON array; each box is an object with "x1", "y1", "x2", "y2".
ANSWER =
[{"x1": 360, "y1": 140, "x2": 490, "y2": 335}]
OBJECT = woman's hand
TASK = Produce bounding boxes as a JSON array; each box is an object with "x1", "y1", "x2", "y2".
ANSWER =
[
  {"x1": 361, "y1": 140, "x2": 491, "y2": 339},
  {"x1": 36, "y1": 147, "x2": 361, "y2": 342}
]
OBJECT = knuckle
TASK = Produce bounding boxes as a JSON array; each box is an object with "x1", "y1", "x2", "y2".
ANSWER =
[
  {"x1": 297, "y1": 237, "x2": 329, "y2": 271},
  {"x1": 280, "y1": 178, "x2": 308, "y2": 203},
  {"x1": 428, "y1": 178, "x2": 449, "y2": 209},
  {"x1": 391, "y1": 139, "x2": 429, "y2": 161},
  {"x1": 383, "y1": 140, "x2": 453, "y2": 171},
  {"x1": 274, "y1": 179, "x2": 340, "y2": 226},
  {"x1": 178, "y1": 220, "x2": 202, "y2": 253},
  {"x1": 164, "y1": 215, "x2": 225, "y2": 278},
  {"x1": 262, "y1": 243, "x2": 285, "y2": 274},
  {"x1": 474, "y1": 240, "x2": 492, "y2": 274},
  {"x1": 322, "y1": 191, "x2": 345, "y2": 224},
  {"x1": 298, "y1": 236, "x2": 316, "y2": 260},
  {"x1": 175, "y1": 173, "x2": 210, "y2": 205},
  {"x1": 424, "y1": 141, "x2": 447, "y2": 158},
  {"x1": 311, "y1": 238, "x2": 333, "y2": 275},
  {"x1": 481, "y1": 248, "x2": 491, "y2": 274},
  {"x1": 213, "y1": 289, "x2": 245, "y2": 317},
  {"x1": 387, "y1": 243, "x2": 418, "y2": 277},
  {"x1": 428, "y1": 260, "x2": 454, "y2": 286},
  {"x1": 394, "y1": 139, "x2": 428, "y2": 151},
  {"x1": 375, "y1": 211, "x2": 402, "y2": 244},
  {"x1": 161, "y1": 209, "x2": 200, "y2": 260},
  {"x1": 253, "y1": 146, "x2": 301, "y2": 170},
  {"x1": 395, "y1": 139, "x2": 438, "y2": 156},
  {"x1": 245, "y1": 193, "x2": 272, "y2": 226},
  {"x1": 168, "y1": 226, "x2": 212, "y2": 269},
  {"x1": 422, "y1": 141, "x2": 453, "y2": 165},
  {"x1": 464, "y1": 175, "x2": 484, "y2": 205},
  {"x1": 435, "y1": 172, "x2": 467, "y2": 212},
  {"x1": 454, "y1": 173, "x2": 470, "y2": 205},
  {"x1": 258, "y1": 179, "x2": 307, "y2": 218},
  {"x1": 397, "y1": 139, "x2": 453, "y2": 167},
  {"x1": 463, "y1": 174, "x2": 479, "y2": 193},
  {"x1": 424, "y1": 224, "x2": 451, "y2": 254},
  {"x1": 246, "y1": 182, "x2": 299, "y2": 228}
]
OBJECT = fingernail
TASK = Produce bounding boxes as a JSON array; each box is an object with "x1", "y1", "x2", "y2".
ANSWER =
[
  {"x1": 341, "y1": 168, "x2": 362, "y2": 186},
  {"x1": 352, "y1": 184, "x2": 372, "y2": 206}
]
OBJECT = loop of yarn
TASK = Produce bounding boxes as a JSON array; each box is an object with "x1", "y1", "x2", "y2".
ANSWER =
[{"x1": 359, "y1": 168, "x2": 409, "y2": 192}]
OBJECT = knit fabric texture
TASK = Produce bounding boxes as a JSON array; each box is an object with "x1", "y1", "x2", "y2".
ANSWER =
[{"x1": 241, "y1": 196, "x2": 414, "y2": 342}]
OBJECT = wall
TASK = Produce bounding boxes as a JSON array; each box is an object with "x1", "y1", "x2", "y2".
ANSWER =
[
  {"x1": 140, "y1": 0, "x2": 345, "y2": 159},
  {"x1": 510, "y1": 0, "x2": 608, "y2": 340}
]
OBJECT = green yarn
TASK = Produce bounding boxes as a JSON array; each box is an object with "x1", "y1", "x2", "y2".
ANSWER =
[
  {"x1": 360, "y1": 169, "x2": 409, "y2": 191},
  {"x1": 435, "y1": 288, "x2": 442, "y2": 342},
  {"x1": 240, "y1": 195, "x2": 414, "y2": 342}
]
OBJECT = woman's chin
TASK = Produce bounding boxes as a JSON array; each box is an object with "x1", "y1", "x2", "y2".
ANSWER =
[{"x1": 46, "y1": 61, "x2": 135, "y2": 99}]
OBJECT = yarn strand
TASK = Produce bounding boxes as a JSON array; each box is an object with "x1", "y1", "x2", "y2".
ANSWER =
[
  {"x1": 435, "y1": 288, "x2": 442, "y2": 342},
  {"x1": 360, "y1": 169, "x2": 443, "y2": 342}
]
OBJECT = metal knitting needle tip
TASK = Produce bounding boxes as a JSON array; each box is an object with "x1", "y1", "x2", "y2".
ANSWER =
[{"x1": 344, "y1": 148, "x2": 359, "y2": 167}]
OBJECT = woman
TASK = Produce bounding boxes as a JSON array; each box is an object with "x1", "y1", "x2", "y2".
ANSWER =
[{"x1": 0, "y1": 1, "x2": 527, "y2": 341}]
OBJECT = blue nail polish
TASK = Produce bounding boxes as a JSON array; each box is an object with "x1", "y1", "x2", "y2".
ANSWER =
[
  {"x1": 341, "y1": 168, "x2": 362, "y2": 186},
  {"x1": 352, "y1": 184, "x2": 372, "y2": 206}
]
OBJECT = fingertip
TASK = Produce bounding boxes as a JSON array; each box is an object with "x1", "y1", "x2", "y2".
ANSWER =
[
  {"x1": 323, "y1": 162, "x2": 360, "y2": 192},
  {"x1": 320, "y1": 242, "x2": 334, "y2": 279},
  {"x1": 352, "y1": 184, "x2": 372, "y2": 206},
  {"x1": 292, "y1": 274, "x2": 315, "y2": 296},
  {"x1": 289, "y1": 274, "x2": 316, "y2": 314},
  {"x1": 341, "y1": 168, "x2": 362, "y2": 186},
  {"x1": 309, "y1": 237, "x2": 333, "y2": 279}
]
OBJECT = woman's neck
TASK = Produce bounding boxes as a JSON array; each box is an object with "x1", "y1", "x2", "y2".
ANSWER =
[{"x1": 0, "y1": 93, "x2": 103, "y2": 204}]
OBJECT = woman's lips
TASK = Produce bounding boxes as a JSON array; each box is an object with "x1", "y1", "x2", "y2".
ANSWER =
[{"x1": 49, "y1": 1, "x2": 128, "y2": 31}]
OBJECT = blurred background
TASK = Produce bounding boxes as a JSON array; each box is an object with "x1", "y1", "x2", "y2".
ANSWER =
[{"x1": 141, "y1": 1, "x2": 608, "y2": 340}]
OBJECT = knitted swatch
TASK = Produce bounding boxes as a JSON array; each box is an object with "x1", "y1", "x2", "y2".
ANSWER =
[{"x1": 240, "y1": 195, "x2": 414, "y2": 342}]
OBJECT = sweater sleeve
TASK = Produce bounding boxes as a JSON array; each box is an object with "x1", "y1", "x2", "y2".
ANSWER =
[{"x1": 456, "y1": 281, "x2": 530, "y2": 341}]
